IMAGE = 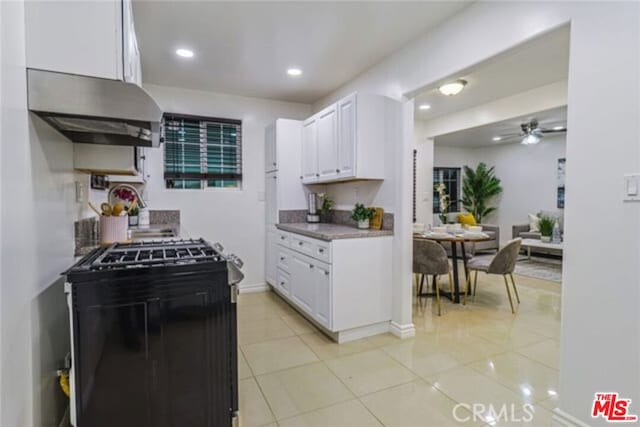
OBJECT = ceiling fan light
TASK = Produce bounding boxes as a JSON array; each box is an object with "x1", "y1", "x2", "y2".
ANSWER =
[
  {"x1": 438, "y1": 79, "x2": 467, "y2": 96},
  {"x1": 492, "y1": 136, "x2": 502, "y2": 141},
  {"x1": 522, "y1": 134, "x2": 541, "y2": 145}
]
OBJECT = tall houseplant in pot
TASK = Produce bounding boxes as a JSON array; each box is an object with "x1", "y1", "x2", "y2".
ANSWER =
[
  {"x1": 351, "y1": 204, "x2": 376, "y2": 229},
  {"x1": 538, "y1": 215, "x2": 555, "y2": 243},
  {"x1": 461, "y1": 163, "x2": 503, "y2": 224}
]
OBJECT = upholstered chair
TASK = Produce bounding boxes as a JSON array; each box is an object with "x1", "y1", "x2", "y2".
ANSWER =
[
  {"x1": 413, "y1": 239, "x2": 453, "y2": 316},
  {"x1": 464, "y1": 238, "x2": 522, "y2": 313}
]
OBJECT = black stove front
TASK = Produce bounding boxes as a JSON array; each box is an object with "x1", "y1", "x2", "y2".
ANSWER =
[{"x1": 65, "y1": 239, "x2": 239, "y2": 427}]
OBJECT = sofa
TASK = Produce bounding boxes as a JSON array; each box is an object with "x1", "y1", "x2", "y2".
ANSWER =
[
  {"x1": 512, "y1": 211, "x2": 564, "y2": 256},
  {"x1": 439, "y1": 212, "x2": 500, "y2": 254}
]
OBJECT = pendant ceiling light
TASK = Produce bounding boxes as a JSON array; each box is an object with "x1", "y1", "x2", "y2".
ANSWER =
[
  {"x1": 438, "y1": 79, "x2": 467, "y2": 96},
  {"x1": 521, "y1": 134, "x2": 541, "y2": 145}
]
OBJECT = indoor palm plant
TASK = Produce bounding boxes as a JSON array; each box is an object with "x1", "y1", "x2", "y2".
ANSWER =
[
  {"x1": 538, "y1": 215, "x2": 555, "y2": 243},
  {"x1": 351, "y1": 203, "x2": 376, "y2": 229},
  {"x1": 461, "y1": 163, "x2": 503, "y2": 224}
]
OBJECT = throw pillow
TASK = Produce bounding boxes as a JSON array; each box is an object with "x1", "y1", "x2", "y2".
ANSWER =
[
  {"x1": 457, "y1": 212, "x2": 477, "y2": 226},
  {"x1": 528, "y1": 213, "x2": 540, "y2": 232}
]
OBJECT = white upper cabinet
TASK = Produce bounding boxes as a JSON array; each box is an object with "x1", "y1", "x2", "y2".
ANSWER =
[
  {"x1": 121, "y1": 0, "x2": 142, "y2": 86},
  {"x1": 301, "y1": 93, "x2": 387, "y2": 184},
  {"x1": 25, "y1": 0, "x2": 141, "y2": 86},
  {"x1": 336, "y1": 94, "x2": 357, "y2": 179},
  {"x1": 301, "y1": 117, "x2": 319, "y2": 183},
  {"x1": 316, "y1": 104, "x2": 339, "y2": 181},
  {"x1": 265, "y1": 123, "x2": 277, "y2": 172}
]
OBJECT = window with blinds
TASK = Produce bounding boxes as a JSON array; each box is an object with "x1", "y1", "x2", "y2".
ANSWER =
[
  {"x1": 163, "y1": 114, "x2": 242, "y2": 189},
  {"x1": 433, "y1": 167, "x2": 461, "y2": 213}
]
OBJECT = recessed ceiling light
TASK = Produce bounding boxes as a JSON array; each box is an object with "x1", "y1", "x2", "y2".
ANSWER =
[
  {"x1": 438, "y1": 79, "x2": 467, "y2": 96},
  {"x1": 419, "y1": 104, "x2": 431, "y2": 110},
  {"x1": 176, "y1": 48, "x2": 194, "y2": 58},
  {"x1": 287, "y1": 68, "x2": 303, "y2": 77},
  {"x1": 492, "y1": 136, "x2": 502, "y2": 141},
  {"x1": 553, "y1": 126, "x2": 565, "y2": 131}
]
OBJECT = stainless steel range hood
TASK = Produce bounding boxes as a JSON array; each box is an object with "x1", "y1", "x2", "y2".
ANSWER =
[{"x1": 27, "y1": 69, "x2": 163, "y2": 148}]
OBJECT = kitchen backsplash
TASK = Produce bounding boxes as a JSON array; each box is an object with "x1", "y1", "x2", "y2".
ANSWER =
[
  {"x1": 279, "y1": 209, "x2": 394, "y2": 230},
  {"x1": 74, "y1": 210, "x2": 181, "y2": 256}
]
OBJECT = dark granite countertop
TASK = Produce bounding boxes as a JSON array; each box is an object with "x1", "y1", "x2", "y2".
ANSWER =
[{"x1": 276, "y1": 223, "x2": 394, "y2": 241}]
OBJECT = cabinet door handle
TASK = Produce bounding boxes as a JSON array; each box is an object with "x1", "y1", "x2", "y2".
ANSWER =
[
  {"x1": 336, "y1": 169, "x2": 340, "y2": 173},
  {"x1": 318, "y1": 248, "x2": 324, "y2": 253},
  {"x1": 280, "y1": 257, "x2": 285, "y2": 261},
  {"x1": 272, "y1": 162, "x2": 276, "y2": 166},
  {"x1": 316, "y1": 173, "x2": 320, "y2": 177},
  {"x1": 300, "y1": 176, "x2": 303, "y2": 180},
  {"x1": 273, "y1": 175, "x2": 277, "y2": 179},
  {"x1": 280, "y1": 236, "x2": 285, "y2": 240},
  {"x1": 324, "y1": 270, "x2": 330, "y2": 276},
  {"x1": 298, "y1": 241, "x2": 303, "y2": 246},
  {"x1": 309, "y1": 264, "x2": 314, "y2": 269},
  {"x1": 280, "y1": 281, "x2": 285, "y2": 286}
]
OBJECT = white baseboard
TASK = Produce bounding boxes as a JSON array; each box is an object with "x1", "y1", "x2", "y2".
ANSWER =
[
  {"x1": 238, "y1": 282, "x2": 270, "y2": 293},
  {"x1": 552, "y1": 408, "x2": 591, "y2": 427},
  {"x1": 334, "y1": 321, "x2": 391, "y2": 343},
  {"x1": 389, "y1": 321, "x2": 416, "y2": 339}
]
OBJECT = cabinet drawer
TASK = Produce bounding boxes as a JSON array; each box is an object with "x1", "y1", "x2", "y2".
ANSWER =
[
  {"x1": 276, "y1": 268, "x2": 291, "y2": 296},
  {"x1": 291, "y1": 236, "x2": 314, "y2": 256},
  {"x1": 277, "y1": 231, "x2": 290, "y2": 247},
  {"x1": 277, "y1": 248, "x2": 290, "y2": 272},
  {"x1": 314, "y1": 241, "x2": 331, "y2": 263}
]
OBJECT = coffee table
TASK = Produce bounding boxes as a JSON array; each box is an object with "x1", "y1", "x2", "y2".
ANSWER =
[{"x1": 520, "y1": 238, "x2": 563, "y2": 259}]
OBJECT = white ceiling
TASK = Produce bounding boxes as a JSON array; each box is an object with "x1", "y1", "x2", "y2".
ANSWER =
[
  {"x1": 414, "y1": 25, "x2": 570, "y2": 120},
  {"x1": 434, "y1": 106, "x2": 568, "y2": 148},
  {"x1": 132, "y1": 1, "x2": 471, "y2": 104}
]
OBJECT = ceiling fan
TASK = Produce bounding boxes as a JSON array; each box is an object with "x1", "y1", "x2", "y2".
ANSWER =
[{"x1": 494, "y1": 119, "x2": 567, "y2": 145}]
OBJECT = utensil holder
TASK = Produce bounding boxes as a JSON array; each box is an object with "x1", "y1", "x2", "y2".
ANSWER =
[{"x1": 100, "y1": 215, "x2": 129, "y2": 244}]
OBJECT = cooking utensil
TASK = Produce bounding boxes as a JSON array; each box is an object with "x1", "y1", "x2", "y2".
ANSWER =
[
  {"x1": 100, "y1": 202, "x2": 113, "y2": 216},
  {"x1": 88, "y1": 202, "x2": 102, "y2": 216},
  {"x1": 127, "y1": 197, "x2": 138, "y2": 214}
]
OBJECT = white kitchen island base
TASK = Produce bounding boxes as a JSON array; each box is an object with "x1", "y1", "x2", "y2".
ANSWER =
[{"x1": 269, "y1": 228, "x2": 393, "y2": 343}]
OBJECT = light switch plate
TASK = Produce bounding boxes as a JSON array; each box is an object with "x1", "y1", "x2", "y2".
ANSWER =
[{"x1": 624, "y1": 174, "x2": 640, "y2": 201}]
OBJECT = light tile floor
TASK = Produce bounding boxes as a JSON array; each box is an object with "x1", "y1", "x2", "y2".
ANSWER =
[{"x1": 237, "y1": 268, "x2": 561, "y2": 426}]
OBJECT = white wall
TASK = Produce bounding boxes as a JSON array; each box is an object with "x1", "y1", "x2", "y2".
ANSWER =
[
  {"x1": 1, "y1": 1, "x2": 81, "y2": 425},
  {"x1": 312, "y1": 2, "x2": 640, "y2": 424},
  {"x1": 141, "y1": 84, "x2": 310, "y2": 289},
  {"x1": 433, "y1": 136, "x2": 566, "y2": 243}
]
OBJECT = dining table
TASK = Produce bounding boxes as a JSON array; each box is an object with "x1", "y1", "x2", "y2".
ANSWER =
[{"x1": 413, "y1": 232, "x2": 491, "y2": 303}]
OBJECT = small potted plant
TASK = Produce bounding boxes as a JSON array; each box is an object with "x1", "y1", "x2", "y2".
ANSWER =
[
  {"x1": 538, "y1": 215, "x2": 555, "y2": 243},
  {"x1": 318, "y1": 193, "x2": 334, "y2": 223},
  {"x1": 128, "y1": 205, "x2": 140, "y2": 226},
  {"x1": 351, "y1": 203, "x2": 376, "y2": 229}
]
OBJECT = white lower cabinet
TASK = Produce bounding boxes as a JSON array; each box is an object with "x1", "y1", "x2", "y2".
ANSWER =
[
  {"x1": 272, "y1": 230, "x2": 392, "y2": 340},
  {"x1": 265, "y1": 230, "x2": 276, "y2": 286},
  {"x1": 276, "y1": 268, "x2": 291, "y2": 297},
  {"x1": 289, "y1": 252, "x2": 316, "y2": 315},
  {"x1": 312, "y1": 262, "x2": 332, "y2": 329}
]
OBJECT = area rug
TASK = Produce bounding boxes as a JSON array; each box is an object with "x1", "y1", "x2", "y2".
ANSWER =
[{"x1": 473, "y1": 254, "x2": 563, "y2": 283}]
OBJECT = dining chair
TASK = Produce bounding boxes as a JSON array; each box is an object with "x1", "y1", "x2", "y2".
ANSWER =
[
  {"x1": 463, "y1": 238, "x2": 522, "y2": 313},
  {"x1": 413, "y1": 239, "x2": 454, "y2": 316}
]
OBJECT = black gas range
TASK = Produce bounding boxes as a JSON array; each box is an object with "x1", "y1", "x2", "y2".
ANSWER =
[{"x1": 64, "y1": 239, "x2": 242, "y2": 427}]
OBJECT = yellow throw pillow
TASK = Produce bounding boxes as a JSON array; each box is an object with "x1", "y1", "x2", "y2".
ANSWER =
[{"x1": 457, "y1": 212, "x2": 477, "y2": 226}]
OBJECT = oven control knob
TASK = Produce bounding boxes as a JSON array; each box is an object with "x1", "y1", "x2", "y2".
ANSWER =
[{"x1": 213, "y1": 242, "x2": 224, "y2": 253}]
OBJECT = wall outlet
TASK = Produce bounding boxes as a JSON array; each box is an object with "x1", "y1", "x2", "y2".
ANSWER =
[{"x1": 75, "y1": 181, "x2": 86, "y2": 203}]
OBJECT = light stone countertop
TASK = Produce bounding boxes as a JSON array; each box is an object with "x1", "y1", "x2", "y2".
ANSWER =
[{"x1": 276, "y1": 222, "x2": 393, "y2": 241}]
